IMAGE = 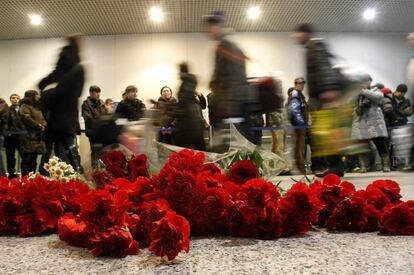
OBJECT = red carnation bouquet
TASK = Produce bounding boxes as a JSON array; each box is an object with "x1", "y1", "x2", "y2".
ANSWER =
[{"x1": 1, "y1": 148, "x2": 414, "y2": 262}]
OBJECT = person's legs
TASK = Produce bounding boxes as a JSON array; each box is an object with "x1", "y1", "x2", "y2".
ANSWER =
[
  {"x1": 372, "y1": 137, "x2": 390, "y2": 172},
  {"x1": 61, "y1": 134, "x2": 83, "y2": 173},
  {"x1": 294, "y1": 128, "x2": 306, "y2": 174},
  {"x1": 21, "y1": 153, "x2": 37, "y2": 176},
  {"x1": 5, "y1": 135, "x2": 19, "y2": 178},
  {"x1": 89, "y1": 138, "x2": 103, "y2": 169}
]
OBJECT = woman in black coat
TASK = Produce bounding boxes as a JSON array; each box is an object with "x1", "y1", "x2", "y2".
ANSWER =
[
  {"x1": 173, "y1": 63, "x2": 206, "y2": 151},
  {"x1": 156, "y1": 86, "x2": 177, "y2": 144}
]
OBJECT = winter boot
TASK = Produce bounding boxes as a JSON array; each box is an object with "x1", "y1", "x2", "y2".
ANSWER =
[
  {"x1": 381, "y1": 155, "x2": 390, "y2": 173},
  {"x1": 68, "y1": 145, "x2": 84, "y2": 174},
  {"x1": 358, "y1": 155, "x2": 367, "y2": 173}
]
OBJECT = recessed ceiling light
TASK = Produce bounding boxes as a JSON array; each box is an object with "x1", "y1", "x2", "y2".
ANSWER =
[
  {"x1": 363, "y1": 9, "x2": 376, "y2": 21},
  {"x1": 247, "y1": 6, "x2": 261, "y2": 20},
  {"x1": 29, "y1": 14, "x2": 43, "y2": 25},
  {"x1": 149, "y1": 7, "x2": 164, "y2": 23}
]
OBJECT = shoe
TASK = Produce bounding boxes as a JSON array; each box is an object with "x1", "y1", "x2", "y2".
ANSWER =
[
  {"x1": 358, "y1": 155, "x2": 367, "y2": 173},
  {"x1": 328, "y1": 168, "x2": 345, "y2": 178},
  {"x1": 351, "y1": 166, "x2": 361, "y2": 173},
  {"x1": 314, "y1": 168, "x2": 330, "y2": 178},
  {"x1": 381, "y1": 155, "x2": 390, "y2": 173}
]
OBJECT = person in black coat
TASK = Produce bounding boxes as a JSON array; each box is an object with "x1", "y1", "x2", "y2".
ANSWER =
[
  {"x1": 38, "y1": 34, "x2": 84, "y2": 173},
  {"x1": 293, "y1": 23, "x2": 345, "y2": 177},
  {"x1": 156, "y1": 86, "x2": 177, "y2": 144},
  {"x1": 4, "y1": 93, "x2": 24, "y2": 178},
  {"x1": 173, "y1": 62, "x2": 206, "y2": 150},
  {"x1": 81, "y1": 85, "x2": 108, "y2": 168},
  {"x1": 115, "y1": 85, "x2": 146, "y2": 121}
]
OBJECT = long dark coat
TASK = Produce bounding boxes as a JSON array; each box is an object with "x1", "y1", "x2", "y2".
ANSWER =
[
  {"x1": 19, "y1": 100, "x2": 47, "y2": 154},
  {"x1": 174, "y1": 73, "x2": 205, "y2": 150},
  {"x1": 210, "y1": 37, "x2": 250, "y2": 118},
  {"x1": 40, "y1": 43, "x2": 84, "y2": 135}
]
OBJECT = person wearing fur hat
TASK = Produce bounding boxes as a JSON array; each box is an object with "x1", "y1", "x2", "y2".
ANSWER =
[{"x1": 19, "y1": 90, "x2": 47, "y2": 176}]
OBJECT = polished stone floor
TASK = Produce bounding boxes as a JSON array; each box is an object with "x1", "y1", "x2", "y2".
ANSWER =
[{"x1": 1, "y1": 172, "x2": 413, "y2": 275}]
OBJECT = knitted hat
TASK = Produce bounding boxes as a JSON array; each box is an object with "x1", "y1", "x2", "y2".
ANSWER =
[
  {"x1": 381, "y1": 88, "x2": 392, "y2": 95},
  {"x1": 396, "y1": 84, "x2": 408, "y2": 93},
  {"x1": 204, "y1": 11, "x2": 225, "y2": 24}
]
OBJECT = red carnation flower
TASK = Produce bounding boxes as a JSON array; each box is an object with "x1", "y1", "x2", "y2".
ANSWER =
[
  {"x1": 60, "y1": 180, "x2": 90, "y2": 214},
  {"x1": 367, "y1": 180, "x2": 402, "y2": 204},
  {"x1": 310, "y1": 176, "x2": 355, "y2": 226},
  {"x1": 189, "y1": 187, "x2": 230, "y2": 235},
  {"x1": 149, "y1": 210, "x2": 190, "y2": 261},
  {"x1": 79, "y1": 190, "x2": 128, "y2": 227},
  {"x1": 58, "y1": 213, "x2": 93, "y2": 248},
  {"x1": 197, "y1": 163, "x2": 222, "y2": 175},
  {"x1": 157, "y1": 150, "x2": 205, "y2": 190},
  {"x1": 135, "y1": 199, "x2": 170, "y2": 246},
  {"x1": 229, "y1": 160, "x2": 260, "y2": 185},
  {"x1": 381, "y1": 201, "x2": 414, "y2": 235},
  {"x1": 128, "y1": 154, "x2": 149, "y2": 182},
  {"x1": 279, "y1": 182, "x2": 323, "y2": 237},
  {"x1": 102, "y1": 150, "x2": 127, "y2": 178},
  {"x1": 326, "y1": 190, "x2": 381, "y2": 232},
  {"x1": 92, "y1": 170, "x2": 115, "y2": 189},
  {"x1": 91, "y1": 226, "x2": 140, "y2": 257},
  {"x1": 226, "y1": 179, "x2": 282, "y2": 239}
]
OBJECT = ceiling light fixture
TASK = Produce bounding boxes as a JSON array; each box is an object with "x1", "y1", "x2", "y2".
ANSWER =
[
  {"x1": 247, "y1": 6, "x2": 261, "y2": 20},
  {"x1": 363, "y1": 9, "x2": 376, "y2": 21},
  {"x1": 29, "y1": 14, "x2": 43, "y2": 25},
  {"x1": 149, "y1": 7, "x2": 164, "y2": 23}
]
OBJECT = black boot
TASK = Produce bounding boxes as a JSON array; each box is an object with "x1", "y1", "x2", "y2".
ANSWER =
[{"x1": 68, "y1": 145, "x2": 83, "y2": 174}]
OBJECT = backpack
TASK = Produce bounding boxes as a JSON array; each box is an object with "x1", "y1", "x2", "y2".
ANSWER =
[{"x1": 248, "y1": 77, "x2": 284, "y2": 114}]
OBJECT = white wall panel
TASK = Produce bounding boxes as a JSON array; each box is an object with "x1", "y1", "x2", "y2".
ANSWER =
[{"x1": 0, "y1": 32, "x2": 411, "y2": 104}]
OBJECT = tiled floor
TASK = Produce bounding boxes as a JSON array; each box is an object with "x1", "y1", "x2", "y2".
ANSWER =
[{"x1": 0, "y1": 172, "x2": 413, "y2": 275}]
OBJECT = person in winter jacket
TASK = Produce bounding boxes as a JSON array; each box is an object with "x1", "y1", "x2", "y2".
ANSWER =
[
  {"x1": 292, "y1": 23, "x2": 344, "y2": 177},
  {"x1": 4, "y1": 93, "x2": 24, "y2": 178},
  {"x1": 287, "y1": 77, "x2": 309, "y2": 174},
  {"x1": 156, "y1": 86, "x2": 177, "y2": 144},
  {"x1": 381, "y1": 88, "x2": 398, "y2": 129},
  {"x1": 392, "y1": 84, "x2": 412, "y2": 126},
  {"x1": 39, "y1": 34, "x2": 84, "y2": 173},
  {"x1": 0, "y1": 97, "x2": 9, "y2": 176},
  {"x1": 354, "y1": 76, "x2": 390, "y2": 172},
  {"x1": 116, "y1": 85, "x2": 146, "y2": 121},
  {"x1": 173, "y1": 62, "x2": 206, "y2": 150},
  {"x1": 81, "y1": 85, "x2": 108, "y2": 168},
  {"x1": 205, "y1": 11, "x2": 257, "y2": 149},
  {"x1": 19, "y1": 90, "x2": 47, "y2": 176}
]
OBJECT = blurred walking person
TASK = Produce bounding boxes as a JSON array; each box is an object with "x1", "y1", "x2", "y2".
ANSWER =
[
  {"x1": 292, "y1": 23, "x2": 345, "y2": 177},
  {"x1": 19, "y1": 91, "x2": 47, "y2": 176},
  {"x1": 205, "y1": 11, "x2": 257, "y2": 150},
  {"x1": 405, "y1": 33, "x2": 414, "y2": 171},
  {"x1": 39, "y1": 34, "x2": 84, "y2": 172}
]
